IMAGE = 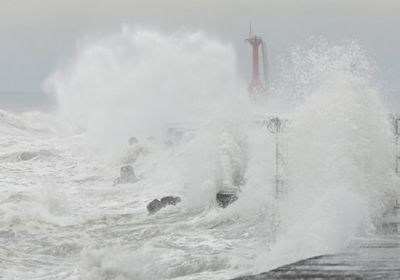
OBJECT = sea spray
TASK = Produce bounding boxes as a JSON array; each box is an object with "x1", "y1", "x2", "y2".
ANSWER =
[
  {"x1": 46, "y1": 27, "x2": 245, "y2": 152},
  {"x1": 41, "y1": 29, "x2": 400, "y2": 279},
  {"x1": 253, "y1": 40, "x2": 399, "y2": 272},
  {"x1": 47, "y1": 26, "x2": 253, "y2": 210}
]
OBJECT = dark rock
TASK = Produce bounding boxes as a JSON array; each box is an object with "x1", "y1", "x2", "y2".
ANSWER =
[
  {"x1": 113, "y1": 165, "x2": 138, "y2": 185},
  {"x1": 146, "y1": 196, "x2": 181, "y2": 214},
  {"x1": 160, "y1": 196, "x2": 181, "y2": 206},
  {"x1": 216, "y1": 188, "x2": 238, "y2": 208},
  {"x1": 146, "y1": 199, "x2": 165, "y2": 214}
]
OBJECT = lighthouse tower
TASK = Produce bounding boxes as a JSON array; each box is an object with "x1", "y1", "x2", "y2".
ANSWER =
[{"x1": 245, "y1": 26, "x2": 268, "y2": 95}]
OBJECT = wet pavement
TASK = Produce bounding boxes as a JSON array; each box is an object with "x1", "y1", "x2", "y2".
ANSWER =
[{"x1": 233, "y1": 236, "x2": 400, "y2": 280}]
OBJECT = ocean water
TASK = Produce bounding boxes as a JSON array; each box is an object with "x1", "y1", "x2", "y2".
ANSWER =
[{"x1": 1, "y1": 29, "x2": 399, "y2": 279}]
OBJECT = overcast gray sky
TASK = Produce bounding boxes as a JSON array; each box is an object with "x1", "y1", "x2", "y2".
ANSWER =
[{"x1": 1, "y1": 0, "x2": 399, "y2": 110}]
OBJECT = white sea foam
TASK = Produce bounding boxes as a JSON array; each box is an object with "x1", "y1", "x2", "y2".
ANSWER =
[
  {"x1": 1, "y1": 28, "x2": 398, "y2": 279},
  {"x1": 252, "y1": 40, "x2": 399, "y2": 272}
]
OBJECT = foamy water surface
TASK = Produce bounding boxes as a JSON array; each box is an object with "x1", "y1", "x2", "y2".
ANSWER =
[{"x1": 1, "y1": 28, "x2": 399, "y2": 280}]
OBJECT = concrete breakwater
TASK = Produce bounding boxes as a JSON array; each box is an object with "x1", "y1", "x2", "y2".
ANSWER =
[{"x1": 232, "y1": 236, "x2": 400, "y2": 280}]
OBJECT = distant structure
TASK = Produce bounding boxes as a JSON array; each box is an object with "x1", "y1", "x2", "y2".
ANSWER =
[
  {"x1": 381, "y1": 114, "x2": 400, "y2": 234},
  {"x1": 245, "y1": 25, "x2": 268, "y2": 95},
  {"x1": 256, "y1": 116, "x2": 289, "y2": 199},
  {"x1": 392, "y1": 114, "x2": 400, "y2": 175}
]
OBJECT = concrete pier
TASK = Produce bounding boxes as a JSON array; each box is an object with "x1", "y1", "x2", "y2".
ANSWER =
[{"x1": 233, "y1": 236, "x2": 400, "y2": 280}]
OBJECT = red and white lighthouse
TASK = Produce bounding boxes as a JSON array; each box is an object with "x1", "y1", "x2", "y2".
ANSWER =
[{"x1": 245, "y1": 26, "x2": 268, "y2": 95}]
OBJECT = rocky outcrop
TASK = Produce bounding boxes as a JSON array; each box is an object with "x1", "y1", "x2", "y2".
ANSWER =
[
  {"x1": 216, "y1": 188, "x2": 238, "y2": 208},
  {"x1": 161, "y1": 196, "x2": 181, "y2": 205},
  {"x1": 146, "y1": 196, "x2": 181, "y2": 214},
  {"x1": 146, "y1": 199, "x2": 165, "y2": 214},
  {"x1": 113, "y1": 165, "x2": 138, "y2": 185}
]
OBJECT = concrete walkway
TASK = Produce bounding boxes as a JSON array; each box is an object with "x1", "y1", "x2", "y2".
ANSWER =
[{"x1": 233, "y1": 236, "x2": 400, "y2": 280}]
